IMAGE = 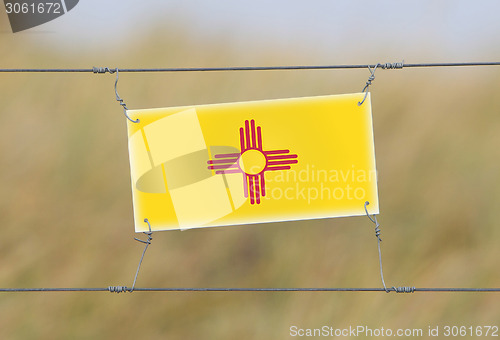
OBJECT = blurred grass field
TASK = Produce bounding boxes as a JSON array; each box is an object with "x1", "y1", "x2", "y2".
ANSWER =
[{"x1": 1, "y1": 14, "x2": 500, "y2": 340}]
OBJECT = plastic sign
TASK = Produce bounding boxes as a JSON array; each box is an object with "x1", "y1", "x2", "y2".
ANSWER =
[{"x1": 127, "y1": 93, "x2": 379, "y2": 232}]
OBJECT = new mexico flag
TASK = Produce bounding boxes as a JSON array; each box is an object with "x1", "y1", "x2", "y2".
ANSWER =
[{"x1": 127, "y1": 93, "x2": 379, "y2": 232}]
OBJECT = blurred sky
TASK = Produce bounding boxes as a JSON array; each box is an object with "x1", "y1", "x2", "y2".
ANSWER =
[{"x1": 2, "y1": 0, "x2": 500, "y2": 63}]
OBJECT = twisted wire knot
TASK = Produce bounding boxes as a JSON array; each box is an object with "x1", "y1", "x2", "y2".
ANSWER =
[
  {"x1": 108, "y1": 286, "x2": 129, "y2": 293},
  {"x1": 358, "y1": 61, "x2": 404, "y2": 105},
  {"x1": 365, "y1": 73, "x2": 376, "y2": 87},
  {"x1": 358, "y1": 64, "x2": 378, "y2": 106},
  {"x1": 115, "y1": 91, "x2": 129, "y2": 111},
  {"x1": 374, "y1": 221, "x2": 382, "y2": 242},
  {"x1": 92, "y1": 67, "x2": 116, "y2": 74},
  {"x1": 134, "y1": 218, "x2": 153, "y2": 245},
  {"x1": 391, "y1": 286, "x2": 416, "y2": 293},
  {"x1": 364, "y1": 201, "x2": 382, "y2": 242},
  {"x1": 380, "y1": 61, "x2": 404, "y2": 69}
]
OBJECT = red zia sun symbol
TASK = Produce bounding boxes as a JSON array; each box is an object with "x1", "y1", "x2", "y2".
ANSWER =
[{"x1": 207, "y1": 119, "x2": 298, "y2": 205}]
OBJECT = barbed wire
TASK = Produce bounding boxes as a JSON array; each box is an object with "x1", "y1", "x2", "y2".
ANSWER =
[{"x1": 0, "y1": 61, "x2": 499, "y2": 73}]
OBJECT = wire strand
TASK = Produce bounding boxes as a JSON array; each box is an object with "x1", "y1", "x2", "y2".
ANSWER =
[
  {"x1": 129, "y1": 219, "x2": 153, "y2": 292},
  {"x1": 0, "y1": 62, "x2": 500, "y2": 73},
  {"x1": 0, "y1": 287, "x2": 499, "y2": 293}
]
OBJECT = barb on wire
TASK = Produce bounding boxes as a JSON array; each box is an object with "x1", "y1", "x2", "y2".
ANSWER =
[{"x1": 364, "y1": 201, "x2": 415, "y2": 294}]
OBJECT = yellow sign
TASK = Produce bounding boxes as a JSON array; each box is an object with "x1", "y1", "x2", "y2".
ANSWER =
[{"x1": 127, "y1": 93, "x2": 378, "y2": 232}]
